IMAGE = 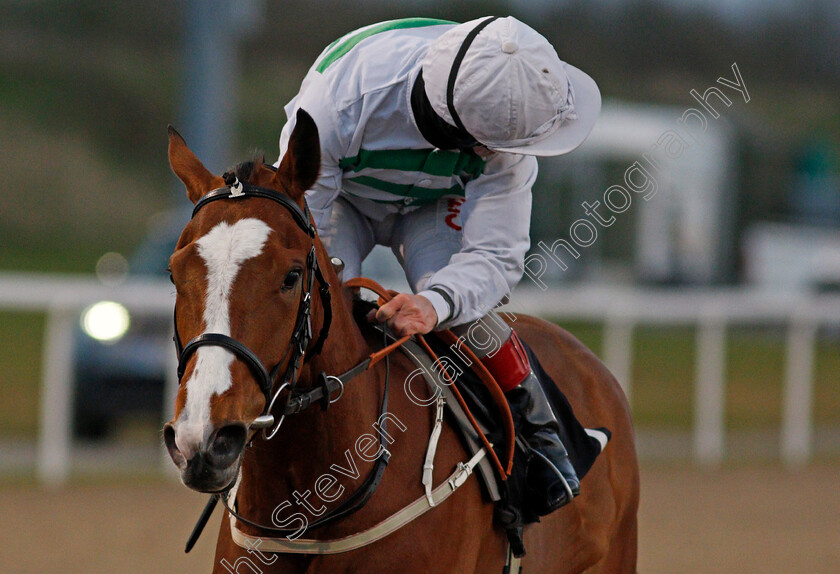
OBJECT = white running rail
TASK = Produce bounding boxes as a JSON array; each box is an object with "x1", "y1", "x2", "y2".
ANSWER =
[
  {"x1": 508, "y1": 285, "x2": 840, "y2": 468},
  {"x1": 0, "y1": 272, "x2": 176, "y2": 487},
  {"x1": 2, "y1": 273, "x2": 838, "y2": 485}
]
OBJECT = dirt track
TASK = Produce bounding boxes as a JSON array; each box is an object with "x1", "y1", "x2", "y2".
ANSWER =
[
  {"x1": 638, "y1": 463, "x2": 840, "y2": 573},
  {"x1": 2, "y1": 464, "x2": 839, "y2": 573}
]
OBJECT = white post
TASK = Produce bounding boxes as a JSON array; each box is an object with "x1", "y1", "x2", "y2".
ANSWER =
[
  {"x1": 695, "y1": 313, "x2": 726, "y2": 466},
  {"x1": 781, "y1": 319, "x2": 816, "y2": 467},
  {"x1": 603, "y1": 316, "x2": 634, "y2": 406},
  {"x1": 37, "y1": 306, "x2": 76, "y2": 487}
]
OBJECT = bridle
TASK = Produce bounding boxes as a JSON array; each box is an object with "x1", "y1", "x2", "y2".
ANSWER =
[
  {"x1": 173, "y1": 175, "x2": 332, "y2": 439},
  {"x1": 175, "y1": 175, "x2": 400, "y2": 552}
]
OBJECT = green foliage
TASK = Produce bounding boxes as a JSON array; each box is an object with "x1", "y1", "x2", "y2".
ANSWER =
[
  {"x1": 2, "y1": 0, "x2": 837, "y2": 275},
  {"x1": 0, "y1": 313, "x2": 45, "y2": 437}
]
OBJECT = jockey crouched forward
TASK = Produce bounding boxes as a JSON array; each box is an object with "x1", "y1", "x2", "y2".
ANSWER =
[{"x1": 276, "y1": 16, "x2": 601, "y2": 515}]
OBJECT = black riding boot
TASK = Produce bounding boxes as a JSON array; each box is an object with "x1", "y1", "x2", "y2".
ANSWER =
[{"x1": 506, "y1": 370, "x2": 581, "y2": 515}]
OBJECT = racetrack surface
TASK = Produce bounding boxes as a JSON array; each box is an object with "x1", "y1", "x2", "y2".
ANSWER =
[{"x1": 2, "y1": 463, "x2": 838, "y2": 573}]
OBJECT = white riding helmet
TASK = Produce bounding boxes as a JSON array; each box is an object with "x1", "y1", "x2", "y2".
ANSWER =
[{"x1": 422, "y1": 16, "x2": 601, "y2": 156}]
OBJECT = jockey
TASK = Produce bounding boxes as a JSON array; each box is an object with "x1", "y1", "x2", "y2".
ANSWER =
[{"x1": 277, "y1": 16, "x2": 600, "y2": 514}]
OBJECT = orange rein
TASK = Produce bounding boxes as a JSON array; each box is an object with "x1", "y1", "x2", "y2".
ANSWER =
[{"x1": 344, "y1": 277, "x2": 514, "y2": 478}]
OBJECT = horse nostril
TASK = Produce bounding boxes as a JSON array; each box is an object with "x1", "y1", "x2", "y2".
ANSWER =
[
  {"x1": 207, "y1": 424, "x2": 247, "y2": 469},
  {"x1": 163, "y1": 423, "x2": 186, "y2": 468}
]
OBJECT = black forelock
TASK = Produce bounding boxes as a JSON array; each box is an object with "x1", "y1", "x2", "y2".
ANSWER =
[{"x1": 222, "y1": 154, "x2": 268, "y2": 186}]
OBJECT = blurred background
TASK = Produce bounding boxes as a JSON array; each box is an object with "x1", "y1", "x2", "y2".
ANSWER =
[{"x1": 1, "y1": 0, "x2": 838, "y2": 572}]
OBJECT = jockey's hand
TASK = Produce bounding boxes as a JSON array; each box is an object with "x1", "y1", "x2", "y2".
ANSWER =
[{"x1": 367, "y1": 293, "x2": 438, "y2": 337}]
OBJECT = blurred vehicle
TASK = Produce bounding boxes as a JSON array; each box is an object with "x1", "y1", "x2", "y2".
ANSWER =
[
  {"x1": 71, "y1": 210, "x2": 409, "y2": 439},
  {"x1": 72, "y1": 210, "x2": 187, "y2": 439}
]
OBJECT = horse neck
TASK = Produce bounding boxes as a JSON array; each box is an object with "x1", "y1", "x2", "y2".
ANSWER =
[{"x1": 237, "y1": 255, "x2": 384, "y2": 519}]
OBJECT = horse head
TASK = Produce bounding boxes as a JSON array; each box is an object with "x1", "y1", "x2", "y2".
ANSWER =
[{"x1": 163, "y1": 110, "x2": 323, "y2": 493}]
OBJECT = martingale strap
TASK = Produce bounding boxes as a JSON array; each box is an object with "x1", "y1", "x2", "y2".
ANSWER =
[{"x1": 228, "y1": 449, "x2": 488, "y2": 554}]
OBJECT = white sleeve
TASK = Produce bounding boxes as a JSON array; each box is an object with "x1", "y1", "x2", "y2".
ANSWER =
[
  {"x1": 418, "y1": 153, "x2": 538, "y2": 328},
  {"x1": 277, "y1": 71, "x2": 345, "y2": 235}
]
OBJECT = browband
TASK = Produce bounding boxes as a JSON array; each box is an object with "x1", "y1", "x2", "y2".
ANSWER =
[{"x1": 192, "y1": 184, "x2": 315, "y2": 237}]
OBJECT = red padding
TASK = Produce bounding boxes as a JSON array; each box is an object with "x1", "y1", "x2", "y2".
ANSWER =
[{"x1": 479, "y1": 331, "x2": 531, "y2": 393}]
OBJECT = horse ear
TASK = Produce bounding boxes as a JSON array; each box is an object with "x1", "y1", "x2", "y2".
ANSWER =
[
  {"x1": 273, "y1": 109, "x2": 321, "y2": 200},
  {"x1": 167, "y1": 125, "x2": 222, "y2": 204}
]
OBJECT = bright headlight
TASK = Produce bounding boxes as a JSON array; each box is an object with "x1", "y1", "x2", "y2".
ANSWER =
[{"x1": 81, "y1": 301, "x2": 130, "y2": 342}]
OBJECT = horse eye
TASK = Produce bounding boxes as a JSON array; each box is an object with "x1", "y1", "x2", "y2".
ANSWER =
[{"x1": 282, "y1": 269, "x2": 302, "y2": 290}]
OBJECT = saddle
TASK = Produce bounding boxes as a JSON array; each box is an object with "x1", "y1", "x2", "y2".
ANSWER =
[{"x1": 348, "y1": 279, "x2": 610, "y2": 557}]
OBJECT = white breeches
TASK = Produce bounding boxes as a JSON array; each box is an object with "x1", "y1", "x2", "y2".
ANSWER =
[
  {"x1": 319, "y1": 195, "x2": 511, "y2": 351},
  {"x1": 320, "y1": 195, "x2": 464, "y2": 295}
]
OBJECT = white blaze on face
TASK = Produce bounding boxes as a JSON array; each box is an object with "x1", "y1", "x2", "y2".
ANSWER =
[{"x1": 176, "y1": 218, "x2": 272, "y2": 456}]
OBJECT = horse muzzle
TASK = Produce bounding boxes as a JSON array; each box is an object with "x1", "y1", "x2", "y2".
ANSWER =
[{"x1": 163, "y1": 422, "x2": 247, "y2": 492}]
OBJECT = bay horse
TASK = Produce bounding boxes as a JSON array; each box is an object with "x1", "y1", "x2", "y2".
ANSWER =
[{"x1": 163, "y1": 110, "x2": 639, "y2": 573}]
